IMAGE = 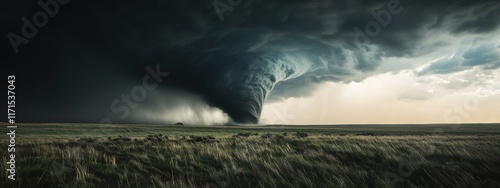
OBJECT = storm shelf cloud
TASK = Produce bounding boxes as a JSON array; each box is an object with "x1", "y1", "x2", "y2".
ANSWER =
[{"x1": 1, "y1": 0, "x2": 499, "y2": 124}]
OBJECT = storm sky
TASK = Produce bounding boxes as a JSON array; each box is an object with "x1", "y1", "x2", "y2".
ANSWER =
[{"x1": 1, "y1": 0, "x2": 499, "y2": 124}]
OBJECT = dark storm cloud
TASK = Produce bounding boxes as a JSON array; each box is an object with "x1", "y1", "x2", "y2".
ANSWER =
[
  {"x1": 451, "y1": 3, "x2": 500, "y2": 34},
  {"x1": 1, "y1": 0, "x2": 499, "y2": 124}
]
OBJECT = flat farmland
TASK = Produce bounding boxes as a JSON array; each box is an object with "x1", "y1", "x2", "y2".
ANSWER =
[{"x1": 1, "y1": 123, "x2": 499, "y2": 188}]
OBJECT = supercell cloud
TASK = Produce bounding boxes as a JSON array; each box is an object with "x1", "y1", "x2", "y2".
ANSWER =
[{"x1": 1, "y1": 0, "x2": 499, "y2": 124}]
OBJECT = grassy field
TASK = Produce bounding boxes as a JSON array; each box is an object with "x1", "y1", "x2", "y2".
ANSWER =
[{"x1": 1, "y1": 123, "x2": 499, "y2": 188}]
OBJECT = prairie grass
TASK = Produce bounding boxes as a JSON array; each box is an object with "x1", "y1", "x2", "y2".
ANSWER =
[{"x1": 1, "y1": 123, "x2": 499, "y2": 188}]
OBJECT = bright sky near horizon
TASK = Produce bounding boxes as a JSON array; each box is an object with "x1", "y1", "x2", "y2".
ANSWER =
[{"x1": 262, "y1": 35, "x2": 500, "y2": 124}]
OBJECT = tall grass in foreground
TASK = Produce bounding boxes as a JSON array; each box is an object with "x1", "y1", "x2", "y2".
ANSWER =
[{"x1": 1, "y1": 132, "x2": 500, "y2": 187}]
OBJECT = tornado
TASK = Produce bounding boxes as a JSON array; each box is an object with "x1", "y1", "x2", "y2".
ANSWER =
[
  {"x1": 165, "y1": 50, "x2": 312, "y2": 124},
  {"x1": 10, "y1": 0, "x2": 388, "y2": 124},
  {"x1": 215, "y1": 54, "x2": 307, "y2": 123}
]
